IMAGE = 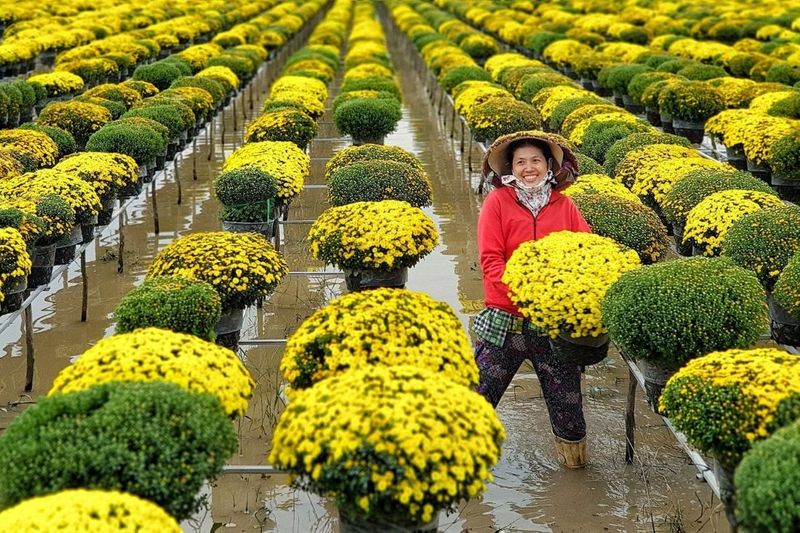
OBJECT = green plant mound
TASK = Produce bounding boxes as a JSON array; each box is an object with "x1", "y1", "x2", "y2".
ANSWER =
[
  {"x1": 519, "y1": 73, "x2": 572, "y2": 102},
  {"x1": 769, "y1": 129, "x2": 800, "y2": 181},
  {"x1": 572, "y1": 193, "x2": 669, "y2": 264},
  {"x1": 627, "y1": 71, "x2": 677, "y2": 105},
  {"x1": 604, "y1": 132, "x2": 692, "y2": 176},
  {"x1": 574, "y1": 153, "x2": 604, "y2": 175},
  {"x1": 86, "y1": 122, "x2": 166, "y2": 167},
  {"x1": 661, "y1": 169, "x2": 778, "y2": 229},
  {"x1": 675, "y1": 64, "x2": 728, "y2": 81},
  {"x1": 170, "y1": 76, "x2": 225, "y2": 106},
  {"x1": 735, "y1": 420, "x2": 800, "y2": 533},
  {"x1": 132, "y1": 62, "x2": 183, "y2": 91},
  {"x1": 774, "y1": 253, "x2": 800, "y2": 320},
  {"x1": 331, "y1": 91, "x2": 398, "y2": 114},
  {"x1": 207, "y1": 54, "x2": 255, "y2": 82},
  {"x1": 325, "y1": 144, "x2": 423, "y2": 179},
  {"x1": 333, "y1": 98, "x2": 402, "y2": 141},
  {"x1": 468, "y1": 98, "x2": 542, "y2": 143},
  {"x1": 601, "y1": 257, "x2": 767, "y2": 367},
  {"x1": 598, "y1": 64, "x2": 653, "y2": 93},
  {"x1": 76, "y1": 96, "x2": 126, "y2": 120},
  {"x1": 722, "y1": 206, "x2": 800, "y2": 291},
  {"x1": 327, "y1": 160, "x2": 432, "y2": 208},
  {"x1": 580, "y1": 121, "x2": 651, "y2": 164},
  {"x1": 657, "y1": 80, "x2": 724, "y2": 122},
  {"x1": 122, "y1": 104, "x2": 187, "y2": 141},
  {"x1": 214, "y1": 167, "x2": 279, "y2": 223},
  {"x1": 439, "y1": 65, "x2": 492, "y2": 93},
  {"x1": 0, "y1": 381, "x2": 237, "y2": 520},
  {"x1": 114, "y1": 276, "x2": 222, "y2": 340}
]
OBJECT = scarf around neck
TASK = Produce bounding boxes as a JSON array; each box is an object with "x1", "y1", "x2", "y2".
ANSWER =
[{"x1": 500, "y1": 174, "x2": 553, "y2": 217}]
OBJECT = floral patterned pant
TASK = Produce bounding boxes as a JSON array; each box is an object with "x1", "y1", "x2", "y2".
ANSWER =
[{"x1": 474, "y1": 331, "x2": 586, "y2": 441}]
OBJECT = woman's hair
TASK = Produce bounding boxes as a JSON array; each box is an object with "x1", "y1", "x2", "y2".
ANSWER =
[{"x1": 506, "y1": 138, "x2": 553, "y2": 168}]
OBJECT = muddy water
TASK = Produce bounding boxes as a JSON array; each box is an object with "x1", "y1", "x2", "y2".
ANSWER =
[{"x1": 0, "y1": 31, "x2": 730, "y2": 533}]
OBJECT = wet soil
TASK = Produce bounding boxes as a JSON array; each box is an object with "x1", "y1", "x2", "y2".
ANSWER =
[{"x1": 0, "y1": 24, "x2": 731, "y2": 533}]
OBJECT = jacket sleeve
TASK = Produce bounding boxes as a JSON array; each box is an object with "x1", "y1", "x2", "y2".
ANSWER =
[{"x1": 477, "y1": 192, "x2": 510, "y2": 291}]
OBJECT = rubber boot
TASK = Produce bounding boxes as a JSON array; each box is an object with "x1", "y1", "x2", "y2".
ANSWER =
[{"x1": 554, "y1": 435, "x2": 587, "y2": 469}]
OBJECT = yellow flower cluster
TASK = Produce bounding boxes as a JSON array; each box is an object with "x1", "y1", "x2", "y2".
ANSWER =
[
  {"x1": 50, "y1": 327, "x2": 254, "y2": 417},
  {"x1": 741, "y1": 117, "x2": 797, "y2": 164},
  {"x1": 0, "y1": 227, "x2": 32, "y2": 302},
  {"x1": 269, "y1": 365, "x2": 505, "y2": 524},
  {"x1": 27, "y1": 71, "x2": 85, "y2": 97},
  {"x1": 503, "y1": 231, "x2": 641, "y2": 338},
  {"x1": 0, "y1": 129, "x2": 60, "y2": 170},
  {"x1": 563, "y1": 173, "x2": 642, "y2": 204},
  {"x1": 85, "y1": 84, "x2": 143, "y2": 109},
  {"x1": 631, "y1": 158, "x2": 728, "y2": 207},
  {"x1": 271, "y1": 75, "x2": 328, "y2": 110},
  {"x1": 683, "y1": 190, "x2": 785, "y2": 256},
  {"x1": 454, "y1": 83, "x2": 512, "y2": 120},
  {"x1": 484, "y1": 53, "x2": 540, "y2": 81},
  {"x1": 614, "y1": 144, "x2": 699, "y2": 188},
  {"x1": 660, "y1": 347, "x2": 800, "y2": 467},
  {"x1": 196, "y1": 66, "x2": 240, "y2": 93},
  {"x1": 177, "y1": 43, "x2": 224, "y2": 72},
  {"x1": 749, "y1": 90, "x2": 796, "y2": 114},
  {"x1": 531, "y1": 85, "x2": 594, "y2": 122},
  {"x1": 38, "y1": 101, "x2": 113, "y2": 142},
  {"x1": 542, "y1": 39, "x2": 592, "y2": 68},
  {"x1": 707, "y1": 77, "x2": 757, "y2": 109},
  {"x1": 148, "y1": 231, "x2": 287, "y2": 310},
  {"x1": 0, "y1": 150, "x2": 23, "y2": 181},
  {"x1": 705, "y1": 109, "x2": 763, "y2": 147},
  {"x1": 223, "y1": 141, "x2": 309, "y2": 201},
  {"x1": 0, "y1": 169, "x2": 101, "y2": 222},
  {"x1": 245, "y1": 108, "x2": 318, "y2": 150},
  {"x1": 281, "y1": 288, "x2": 477, "y2": 390},
  {"x1": 308, "y1": 200, "x2": 438, "y2": 270},
  {"x1": 0, "y1": 489, "x2": 180, "y2": 532},
  {"x1": 1, "y1": 169, "x2": 101, "y2": 222}
]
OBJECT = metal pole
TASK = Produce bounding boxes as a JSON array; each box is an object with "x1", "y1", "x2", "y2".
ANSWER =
[
  {"x1": 151, "y1": 180, "x2": 159, "y2": 234},
  {"x1": 24, "y1": 305, "x2": 34, "y2": 392},
  {"x1": 80, "y1": 250, "x2": 88, "y2": 322}
]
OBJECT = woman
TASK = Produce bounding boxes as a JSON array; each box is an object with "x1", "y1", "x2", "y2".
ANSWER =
[{"x1": 474, "y1": 130, "x2": 591, "y2": 468}]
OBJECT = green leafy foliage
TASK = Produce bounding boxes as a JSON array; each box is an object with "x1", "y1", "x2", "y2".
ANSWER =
[
  {"x1": 132, "y1": 62, "x2": 183, "y2": 91},
  {"x1": 602, "y1": 257, "x2": 768, "y2": 366},
  {"x1": 439, "y1": 65, "x2": 492, "y2": 93},
  {"x1": 735, "y1": 419, "x2": 800, "y2": 533},
  {"x1": 327, "y1": 160, "x2": 432, "y2": 207},
  {"x1": 114, "y1": 276, "x2": 221, "y2": 340},
  {"x1": 0, "y1": 381, "x2": 237, "y2": 520},
  {"x1": 722, "y1": 206, "x2": 800, "y2": 291},
  {"x1": 214, "y1": 167, "x2": 278, "y2": 223},
  {"x1": 573, "y1": 193, "x2": 669, "y2": 264},
  {"x1": 86, "y1": 122, "x2": 166, "y2": 166},
  {"x1": 333, "y1": 98, "x2": 402, "y2": 141}
]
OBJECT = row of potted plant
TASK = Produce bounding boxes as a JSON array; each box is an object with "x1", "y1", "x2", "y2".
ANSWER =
[
  {"x1": 0, "y1": 0, "x2": 324, "y2": 301},
  {"x1": 214, "y1": 0, "x2": 353, "y2": 239},
  {"x1": 333, "y1": 0, "x2": 403, "y2": 145},
  {"x1": 0, "y1": 323, "x2": 255, "y2": 527}
]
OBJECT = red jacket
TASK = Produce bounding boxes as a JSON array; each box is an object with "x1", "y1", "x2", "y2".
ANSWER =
[{"x1": 477, "y1": 186, "x2": 591, "y2": 315}]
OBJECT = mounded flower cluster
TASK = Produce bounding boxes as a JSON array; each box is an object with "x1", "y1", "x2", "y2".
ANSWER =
[
  {"x1": 0, "y1": 129, "x2": 60, "y2": 171},
  {"x1": 611, "y1": 144, "x2": 698, "y2": 189},
  {"x1": 562, "y1": 173, "x2": 642, "y2": 204},
  {"x1": 773, "y1": 253, "x2": 800, "y2": 320},
  {"x1": 683, "y1": 190, "x2": 785, "y2": 256},
  {"x1": 0, "y1": 227, "x2": 32, "y2": 301},
  {"x1": 281, "y1": 288, "x2": 477, "y2": 390},
  {"x1": 269, "y1": 365, "x2": 505, "y2": 525},
  {"x1": 222, "y1": 141, "x2": 309, "y2": 202},
  {"x1": 148, "y1": 231, "x2": 288, "y2": 310},
  {"x1": 502, "y1": 231, "x2": 641, "y2": 338},
  {"x1": 27, "y1": 72, "x2": 85, "y2": 97},
  {"x1": 0, "y1": 489, "x2": 180, "y2": 532},
  {"x1": 630, "y1": 157, "x2": 728, "y2": 207},
  {"x1": 307, "y1": 200, "x2": 438, "y2": 270},
  {"x1": 54, "y1": 152, "x2": 138, "y2": 198},
  {"x1": 660, "y1": 347, "x2": 800, "y2": 469},
  {"x1": 50, "y1": 328, "x2": 253, "y2": 417},
  {"x1": 1, "y1": 169, "x2": 101, "y2": 223}
]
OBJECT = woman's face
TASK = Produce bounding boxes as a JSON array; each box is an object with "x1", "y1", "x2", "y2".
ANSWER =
[{"x1": 511, "y1": 145, "x2": 549, "y2": 187}]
